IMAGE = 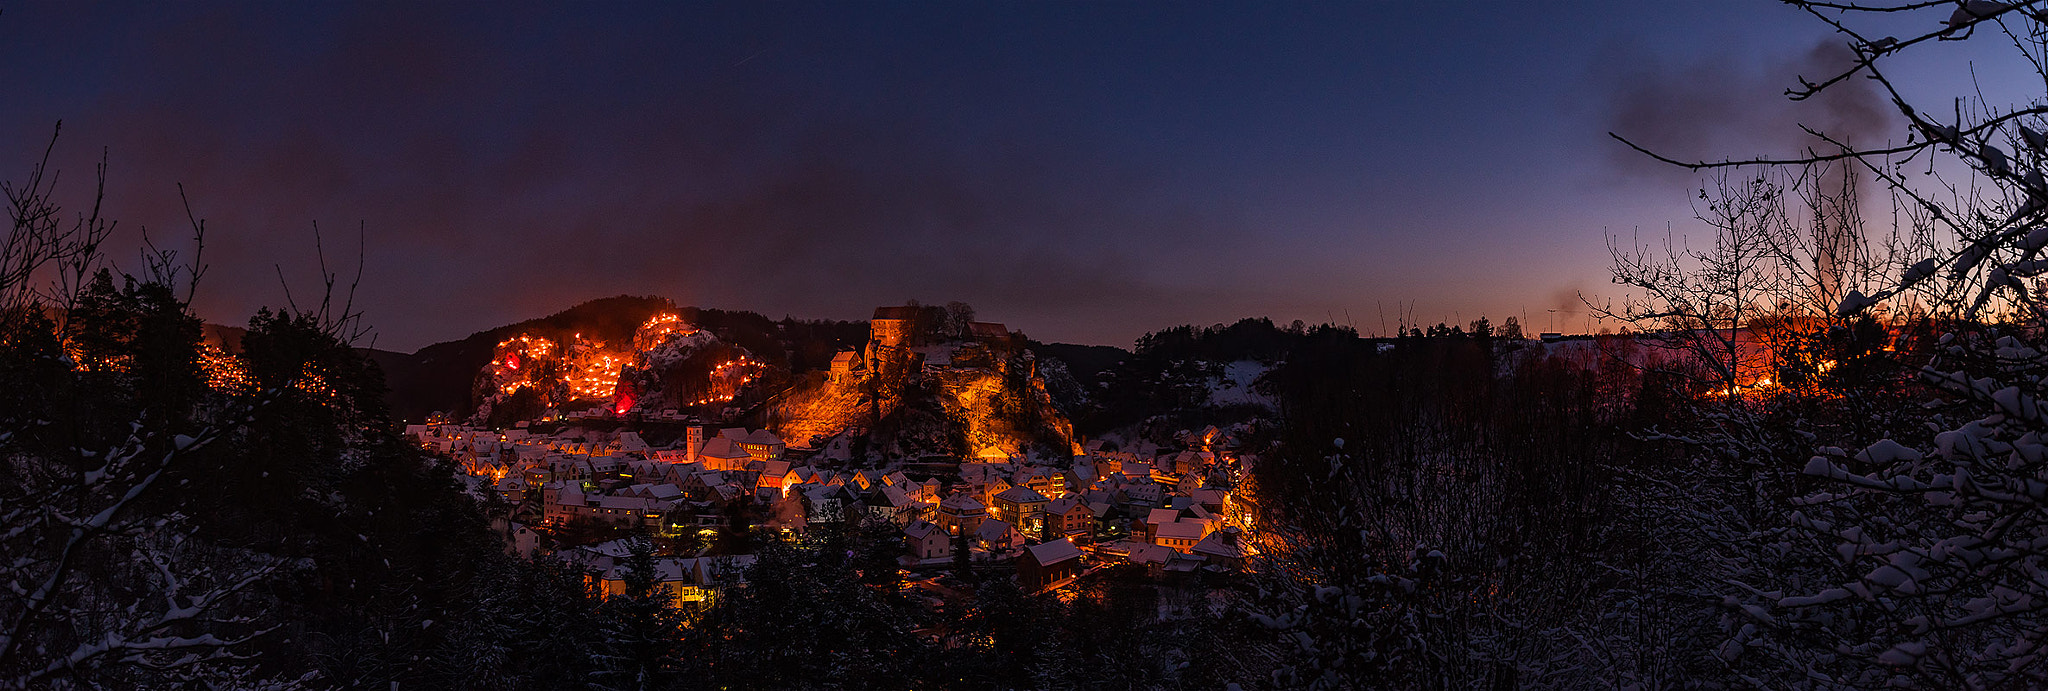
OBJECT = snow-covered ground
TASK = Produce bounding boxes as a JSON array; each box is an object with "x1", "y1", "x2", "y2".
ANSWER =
[{"x1": 1209, "y1": 360, "x2": 1274, "y2": 409}]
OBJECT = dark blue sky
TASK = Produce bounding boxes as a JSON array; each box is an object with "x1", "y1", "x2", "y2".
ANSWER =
[{"x1": 0, "y1": 1, "x2": 1969, "y2": 349}]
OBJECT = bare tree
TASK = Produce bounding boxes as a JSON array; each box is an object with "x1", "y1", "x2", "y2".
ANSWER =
[
  {"x1": 1606, "y1": 2, "x2": 2048, "y2": 686},
  {"x1": 0, "y1": 128, "x2": 307, "y2": 688}
]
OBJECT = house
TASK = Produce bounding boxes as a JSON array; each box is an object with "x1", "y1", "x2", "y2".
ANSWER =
[
  {"x1": 696, "y1": 436, "x2": 753, "y2": 471},
  {"x1": 1045, "y1": 496, "x2": 1094, "y2": 539},
  {"x1": 903, "y1": 520, "x2": 952, "y2": 562},
  {"x1": 1144, "y1": 508, "x2": 1182, "y2": 540},
  {"x1": 1112, "y1": 540, "x2": 1173, "y2": 578},
  {"x1": 591, "y1": 554, "x2": 757, "y2": 605},
  {"x1": 968, "y1": 321, "x2": 1010, "y2": 342},
  {"x1": 1119, "y1": 480, "x2": 1163, "y2": 508},
  {"x1": 979, "y1": 475, "x2": 1013, "y2": 506},
  {"x1": 867, "y1": 305, "x2": 921, "y2": 366},
  {"x1": 737, "y1": 429, "x2": 785, "y2": 462},
  {"x1": 754, "y1": 460, "x2": 791, "y2": 490},
  {"x1": 1018, "y1": 538, "x2": 1084, "y2": 591},
  {"x1": 829, "y1": 350, "x2": 862, "y2": 384},
  {"x1": 1154, "y1": 520, "x2": 1206, "y2": 552},
  {"x1": 1190, "y1": 527, "x2": 1249, "y2": 569},
  {"x1": 1014, "y1": 466, "x2": 1061, "y2": 499},
  {"x1": 990, "y1": 486, "x2": 1049, "y2": 533},
  {"x1": 494, "y1": 476, "x2": 529, "y2": 505},
  {"x1": 937, "y1": 494, "x2": 987, "y2": 535},
  {"x1": 505, "y1": 521, "x2": 539, "y2": 558},
  {"x1": 975, "y1": 518, "x2": 1021, "y2": 552},
  {"x1": 868, "y1": 484, "x2": 922, "y2": 525},
  {"x1": 801, "y1": 484, "x2": 851, "y2": 523}
]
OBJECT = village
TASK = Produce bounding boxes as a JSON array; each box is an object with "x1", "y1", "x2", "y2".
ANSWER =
[
  {"x1": 412, "y1": 418, "x2": 1256, "y2": 606},
  {"x1": 407, "y1": 307, "x2": 1262, "y2": 618}
]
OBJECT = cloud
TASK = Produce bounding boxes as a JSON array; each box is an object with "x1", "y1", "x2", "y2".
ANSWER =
[
  {"x1": 1598, "y1": 37, "x2": 1899, "y2": 185},
  {"x1": 1, "y1": 4, "x2": 1256, "y2": 350}
]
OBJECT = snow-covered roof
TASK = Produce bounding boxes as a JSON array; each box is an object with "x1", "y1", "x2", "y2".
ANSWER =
[
  {"x1": 699, "y1": 437, "x2": 750, "y2": 459},
  {"x1": 994, "y1": 486, "x2": 1048, "y2": 504},
  {"x1": 940, "y1": 494, "x2": 985, "y2": 511},
  {"x1": 1146, "y1": 508, "x2": 1182, "y2": 526},
  {"x1": 1125, "y1": 542, "x2": 1172, "y2": 565},
  {"x1": 904, "y1": 520, "x2": 944, "y2": 540},
  {"x1": 880, "y1": 485, "x2": 916, "y2": 508},
  {"x1": 1191, "y1": 530, "x2": 1248, "y2": 560},
  {"x1": 968, "y1": 322, "x2": 1009, "y2": 340},
  {"x1": 1156, "y1": 521, "x2": 1206, "y2": 541},
  {"x1": 1026, "y1": 538, "x2": 1082, "y2": 566},
  {"x1": 1046, "y1": 496, "x2": 1083, "y2": 515},
  {"x1": 975, "y1": 519, "x2": 1013, "y2": 541}
]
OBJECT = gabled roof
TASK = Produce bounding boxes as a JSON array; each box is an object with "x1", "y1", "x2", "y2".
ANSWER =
[
  {"x1": 1146, "y1": 508, "x2": 1182, "y2": 526},
  {"x1": 975, "y1": 519, "x2": 1014, "y2": 541},
  {"x1": 598, "y1": 495, "x2": 656, "y2": 510},
  {"x1": 968, "y1": 322, "x2": 1009, "y2": 340},
  {"x1": 993, "y1": 486, "x2": 1048, "y2": 504},
  {"x1": 1026, "y1": 538, "x2": 1082, "y2": 566},
  {"x1": 1191, "y1": 531, "x2": 1248, "y2": 559},
  {"x1": 741, "y1": 429, "x2": 783, "y2": 446},
  {"x1": 880, "y1": 485, "x2": 916, "y2": 508},
  {"x1": 873, "y1": 306, "x2": 921, "y2": 320},
  {"x1": 940, "y1": 494, "x2": 985, "y2": 511},
  {"x1": 1156, "y1": 521, "x2": 1206, "y2": 541},
  {"x1": 904, "y1": 520, "x2": 944, "y2": 540},
  {"x1": 1046, "y1": 496, "x2": 1083, "y2": 516},
  {"x1": 698, "y1": 437, "x2": 750, "y2": 459},
  {"x1": 1125, "y1": 542, "x2": 1172, "y2": 565}
]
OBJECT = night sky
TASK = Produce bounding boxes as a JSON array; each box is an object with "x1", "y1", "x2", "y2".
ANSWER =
[{"x1": 0, "y1": 2, "x2": 2012, "y2": 350}]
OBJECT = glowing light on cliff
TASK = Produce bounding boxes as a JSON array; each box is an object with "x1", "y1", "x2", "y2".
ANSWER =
[
  {"x1": 198, "y1": 343, "x2": 252, "y2": 392},
  {"x1": 633, "y1": 312, "x2": 696, "y2": 351}
]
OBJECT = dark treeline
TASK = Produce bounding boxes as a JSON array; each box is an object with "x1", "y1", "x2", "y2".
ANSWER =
[{"x1": 1240, "y1": 327, "x2": 1663, "y2": 687}]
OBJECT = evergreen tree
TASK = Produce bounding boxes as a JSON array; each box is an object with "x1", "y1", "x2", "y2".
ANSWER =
[{"x1": 593, "y1": 538, "x2": 687, "y2": 691}]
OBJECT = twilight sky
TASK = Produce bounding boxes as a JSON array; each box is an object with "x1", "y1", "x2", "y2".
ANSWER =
[{"x1": 0, "y1": 1, "x2": 2010, "y2": 350}]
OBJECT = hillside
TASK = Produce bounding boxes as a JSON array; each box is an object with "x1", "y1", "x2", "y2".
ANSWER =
[
  {"x1": 370, "y1": 295, "x2": 676, "y2": 423},
  {"x1": 369, "y1": 296, "x2": 869, "y2": 424}
]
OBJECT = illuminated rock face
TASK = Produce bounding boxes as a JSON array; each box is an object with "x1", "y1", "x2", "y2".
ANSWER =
[
  {"x1": 766, "y1": 305, "x2": 1075, "y2": 460},
  {"x1": 470, "y1": 312, "x2": 763, "y2": 424}
]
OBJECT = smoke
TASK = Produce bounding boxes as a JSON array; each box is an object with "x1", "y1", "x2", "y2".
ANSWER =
[
  {"x1": 1599, "y1": 38, "x2": 1898, "y2": 185},
  {"x1": 1544, "y1": 282, "x2": 1587, "y2": 333},
  {"x1": 1600, "y1": 37, "x2": 1900, "y2": 313}
]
